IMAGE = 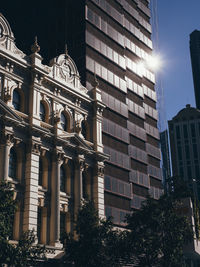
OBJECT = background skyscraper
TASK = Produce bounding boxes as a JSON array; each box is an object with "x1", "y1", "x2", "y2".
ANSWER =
[
  {"x1": 190, "y1": 30, "x2": 200, "y2": 109},
  {"x1": 168, "y1": 104, "x2": 200, "y2": 199},
  {"x1": 1, "y1": 0, "x2": 162, "y2": 225}
]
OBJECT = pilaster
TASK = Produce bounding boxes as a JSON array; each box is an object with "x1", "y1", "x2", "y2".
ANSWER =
[
  {"x1": 93, "y1": 162, "x2": 105, "y2": 218},
  {"x1": 49, "y1": 148, "x2": 63, "y2": 248},
  {"x1": 74, "y1": 155, "x2": 85, "y2": 214},
  {"x1": 23, "y1": 137, "x2": 40, "y2": 233}
]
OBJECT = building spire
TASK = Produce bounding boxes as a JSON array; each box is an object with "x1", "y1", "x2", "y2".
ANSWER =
[{"x1": 31, "y1": 36, "x2": 40, "y2": 53}]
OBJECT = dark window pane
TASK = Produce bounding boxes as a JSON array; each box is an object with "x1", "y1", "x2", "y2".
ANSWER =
[
  {"x1": 81, "y1": 121, "x2": 87, "y2": 139},
  {"x1": 176, "y1": 125, "x2": 180, "y2": 139},
  {"x1": 187, "y1": 166, "x2": 192, "y2": 179},
  {"x1": 112, "y1": 179, "x2": 118, "y2": 193},
  {"x1": 39, "y1": 158, "x2": 43, "y2": 186},
  {"x1": 193, "y1": 144, "x2": 198, "y2": 159},
  {"x1": 61, "y1": 113, "x2": 67, "y2": 131},
  {"x1": 105, "y1": 206, "x2": 112, "y2": 219},
  {"x1": 178, "y1": 146, "x2": 182, "y2": 160},
  {"x1": 40, "y1": 102, "x2": 45, "y2": 121},
  {"x1": 60, "y1": 212, "x2": 66, "y2": 237},
  {"x1": 13, "y1": 90, "x2": 20, "y2": 111},
  {"x1": 185, "y1": 145, "x2": 190, "y2": 159},
  {"x1": 183, "y1": 125, "x2": 188, "y2": 139},
  {"x1": 37, "y1": 208, "x2": 42, "y2": 243},
  {"x1": 9, "y1": 148, "x2": 17, "y2": 178},
  {"x1": 105, "y1": 176, "x2": 111, "y2": 190},
  {"x1": 60, "y1": 165, "x2": 65, "y2": 192},
  {"x1": 190, "y1": 123, "x2": 196, "y2": 138}
]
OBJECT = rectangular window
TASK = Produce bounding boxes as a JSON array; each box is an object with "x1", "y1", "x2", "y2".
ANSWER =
[
  {"x1": 183, "y1": 125, "x2": 188, "y2": 139},
  {"x1": 190, "y1": 123, "x2": 196, "y2": 138},
  {"x1": 193, "y1": 144, "x2": 198, "y2": 159},
  {"x1": 87, "y1": 8, "x2": 93, "y2": 22},
  {"x1": 176, "y1": 125, "x2": 180, "y2": 139},
  {"x1": 105, "y1": 176, "x2": 111, "y2": 190}
]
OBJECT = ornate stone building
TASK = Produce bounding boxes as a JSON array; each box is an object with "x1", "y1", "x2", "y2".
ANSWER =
[{"x1": 0, "y1": 13, "x2": 107, "y2": 256}]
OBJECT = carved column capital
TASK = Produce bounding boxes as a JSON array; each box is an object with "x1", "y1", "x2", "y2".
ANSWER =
[
  {"x1": 27, "y1": 137, "x2": 41, "y2": 155},
  {"x1": 0, "y1": 131, "x2": 14, "y2": 146},
  {"x1": 74, "y1": 155, "x2": 85, "y2": 170},
  {"x1": 52, "y1": 148, "x2": 65, "y2": 165},
  {"x1": 94, "y1": 162, "x2": 104, "y2": 177}
]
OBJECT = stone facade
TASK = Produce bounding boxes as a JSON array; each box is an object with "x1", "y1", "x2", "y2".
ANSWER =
[{"x1": 0, "y1": 13, "x2": 107, "y2": 257}]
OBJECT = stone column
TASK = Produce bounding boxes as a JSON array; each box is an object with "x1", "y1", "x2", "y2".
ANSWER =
[
  {"x1": 93, "y1": 162, "x2": 105, "y2": 218},
  {"x1": 0, "y1": 133, "x2": 14, "y2": 180},
  {"x1": 74, "y1": 155, "x2": 85, "y2": 215},
  {"x1": 23, "y1": 137, "x2": 40, "y2": 234},
  {"x1": 50, "y1": 149, "x2": 63, "y2": 248}
]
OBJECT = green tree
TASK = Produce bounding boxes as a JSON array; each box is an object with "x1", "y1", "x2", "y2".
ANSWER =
[
  {"x1": 61, "y1": 200, "x2": 126, "y2": 267},
  {"x1": 126, "y1": 193, "x2": 193, "y2": 267},
  {"x1": 0, "y1": 181, "x2": 45, "y2": 266}
]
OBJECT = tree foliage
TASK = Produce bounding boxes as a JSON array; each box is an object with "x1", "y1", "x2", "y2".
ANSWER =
[
  {"x1": 125, "y1": 192, "x2": 193, "y2": 267},
  {"x1": 0, "y1": 181, "x2": 45, "y2": 266},
  {"x1": 61, "y1": 200, "x2": 126, "y2": 267}
]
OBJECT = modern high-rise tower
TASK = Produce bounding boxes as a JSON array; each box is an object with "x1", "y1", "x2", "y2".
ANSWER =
[
  {"x1": 168, "y1": 104, "x2": 200, "y2": 199},
  {"x1": 190, "y1": 30, "x2": 200, "y2": 109},
  {"x1": 1, "y1": 0, "x2": 162, "y2": 226}
]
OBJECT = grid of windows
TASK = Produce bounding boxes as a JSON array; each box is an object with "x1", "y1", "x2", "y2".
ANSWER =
[
  {"x1": 129, "y1": 170, "x2": 149, "y2": 188},
  {"x1": 105, "y1": 206, "x2": 130, "y2": 226},
  {"x1": 143, "y1": 103, "x2": 158, "y2": 120},
  {"x1": 149, "y1": 186, "x2": 163, "y2": 200},
  {"x1": 144, "y1": 122, "x2": 160, "y2": 139},
  {"x1": 143, "y1": 84, "x2": 157, "y2": 101},
  {"x1": 125, "y1": 37, "x2": 152, "y2": 62},
  {"x1": 126, "y1": 76, "x2": 144, "y2": 98},
  {"x1": 105, "y1": 175, "x2": 132, "y2": 198},
  {"x1": 101, "y1": 91, "x2": 128, "y2": 118},
  {"x1": 86, "y1": 56, "x2": 127, "y2": 93},
  {"x1": 124, "y1": 18, "x2": 152, "y2": 48},
  {"x1": 126, "y1": 57, "x2": 155, "y2": 83},
  {"x1": 126, "y1": 98, "x2": 145, "y2": 119},
  {"x1": 146, "y1": 143, "x2": 161, "y2": 160},
  {"x1": 148, "y1": 165, "x2": 162, "y2": 180},
  {"x1": 126, "y1": 57, "x2": 143, "y2": 77},
  {"x1": 137, "y1": 0, "x2": 151, "y2": 17},
  {"x1": 117, "y1": 0, "x2": 151, "y2": 32},
  {"x1": 128, "y1": 145, "x2": 147, "y2": 164},
  {"x1": 104, "y1": 146, "x2": 130, "y2": 169},
  {"x1": 86, "y1": 6, "x2": 152, "y2": 49},
  {"x1": 91, "y1": 0, "x2": 123, "y2": 25},
  {"x1": 86, "y1": 31, "x2": 125, "y2": 69},
  {"x1": 86, "y1": 7, "x2": 124, "y2": 46},
  {"x1": 103, "y1": 118, "x2": 129, "y2": 143},
  {"x1": 127, "y1": 121, "x2": 146, "y2": 141},
  {"x1": 131, "y1": 195, "x2": 146, "y2": 209}
]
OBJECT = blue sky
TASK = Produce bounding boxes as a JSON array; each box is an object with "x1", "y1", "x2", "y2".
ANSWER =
[{"x1": 155, "y1": 0, "x2": 200, "y2": 123}]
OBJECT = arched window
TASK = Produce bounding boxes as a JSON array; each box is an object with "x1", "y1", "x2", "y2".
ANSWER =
[
  {"x1": 40, "y1": 102, "x2": 46, "y2": 122},
  {"x1": 61, "y1": 112, "x2": 68, "y2": 131},
  {"x1": 60, "y1": 165, "x2": 66, "y2": 192},
  {"x1": 12, "y1": 90, "x2": 20, "y2": 111},
  {"x1": 9, "y1": 148, "x2": 17, "y2": 179}
]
